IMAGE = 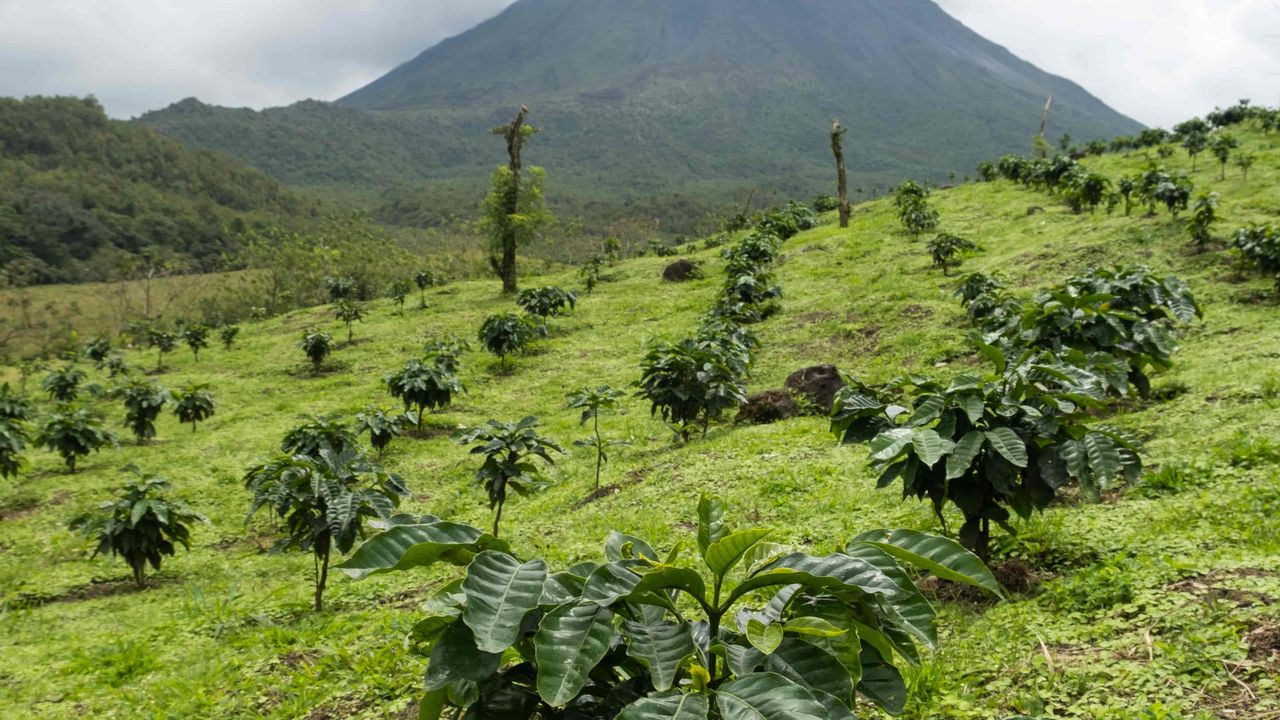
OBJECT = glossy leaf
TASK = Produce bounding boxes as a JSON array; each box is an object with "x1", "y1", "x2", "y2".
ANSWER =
[
  {"x1": 715, "y1": 672, "x2": 829, "y2": 720},
  {"x1": 746, "y1": 619, "x2": 784, "y2": 655},
  {"x1": 617, "y1": 693, "x2": 710, "y2": 720},
  {"x1": 336, "y1": 522, "x2": 507, "y2": 579},
  {"x1": 850, "y1": 529, "x2": 1002, "y2": 596},
  {"x1": 534, "y1": 602, "x2": 616, "y2": 707},
  {"x1": 705, "y1": 529, "x2": 772, "y2": 579},
  {"x1": 461, "y1": 551, "x2": 549, "y2": 653},
  {"x1": 622, "y1": 619, "x2": 698, "y2": 692}
]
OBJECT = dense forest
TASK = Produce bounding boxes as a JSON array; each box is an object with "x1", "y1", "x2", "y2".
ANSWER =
[{"x1": 0, "y1": 97, "x2": 317, "y2": 286}]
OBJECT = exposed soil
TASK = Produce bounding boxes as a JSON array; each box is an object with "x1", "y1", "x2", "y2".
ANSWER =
[
  {"x1": 574, "y1": 484, "x2": 622, "y2": 509},
  {"x1": 924, "y1": 558, "x2": 1049, "y2": 605}
]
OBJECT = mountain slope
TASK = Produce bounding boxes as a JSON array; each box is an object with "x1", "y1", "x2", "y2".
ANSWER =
[
  {"x1": 0, "y1": 97, "x2": 317, "y2": 285},
  {"x1": 140, "y1": 0, "x2": 1141, "y2": 232}
]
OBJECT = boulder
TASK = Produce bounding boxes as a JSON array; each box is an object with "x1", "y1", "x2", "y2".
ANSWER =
[
  {"x1": 662, "y1": 259, "x2": 702, "y2": 283},
  {"x1": 784, "y1": 365, "x2": 846, "y2": 414},
  {"x1": 735, "y1": 390, "x2": 800, "y2": 425}
]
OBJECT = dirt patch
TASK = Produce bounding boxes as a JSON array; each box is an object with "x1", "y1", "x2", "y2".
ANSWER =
[
  {"x1": 1166, "y1": 569, "x2": 1277, "y2": 608},
  {"x1": 662, "y1": 259, "x2": 703, "y2": 283},
  {"x1": 280, "y1": 650, "x2": 320, "y2": 671},
  {"x1": 785, "y1": 365, "x2": 846, "y2": 414},
  {"x1": 901, "y1": 304, "x2": 932, "y2": 320},
  {"x1": 735, "y1": 390, "x2": 801, "y2": 426},
  {"x1": 1246, "y1": 625, "x2": 1280, "y2": 661},
  {"x1": 7, "y1": 575, "x2": 175, "y2": 608},
  {"x1": 0, "y1": 490, "x2": 72, "y2": 521},
  {"x1": 574, "y1": 484, "x2": 622, "y2": 509},
  {"x1": 923, "y1": 558, "x2": 1048, "y2": 604}
]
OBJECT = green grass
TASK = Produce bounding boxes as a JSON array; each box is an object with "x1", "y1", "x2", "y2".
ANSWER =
[{"x1": 2, "y1": 126, "x2": 1279, "y2": 719}]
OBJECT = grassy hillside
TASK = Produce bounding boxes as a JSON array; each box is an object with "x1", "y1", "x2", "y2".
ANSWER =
[{"x1": 1, "y1": 125, "x2": 1278, "y2": 719}]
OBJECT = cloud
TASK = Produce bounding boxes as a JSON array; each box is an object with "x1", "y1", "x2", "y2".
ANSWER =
[{"x1": 0, "y1": 0, "x2": 1276, "y2": 126}]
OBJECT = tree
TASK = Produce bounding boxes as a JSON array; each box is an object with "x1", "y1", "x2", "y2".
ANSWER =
[
  {"x1": 354, "y1": 407, "x2": 412, "y2": 457},
  {"x1": 37, "y1": 409, "x2": 115, "y2": 473},
  {"x1": 387, "y1": 279, "x2": 412, "y2": 315},
  {"x1": 830, "y1": 119, "x2": 851, "y2": 228},
  {"x1": 172, "y1": 384, "x2": 216, "y2": 433},
  {"x1": 384, "y1": 358, "x2": 464, "y2": 429},
  {"x1": 147, "y1": 327, "x2": 177, "y2": 371},
  {"x1": 339, "y1": 494, "x2": 999, "y2": 719},
  {"x1": 219, "y1": 325, "x2": 240, "y2": 350},
  {"x1": 927, "y1": 234, "x2": 976, "y2": 276},
  {"x1": 1189, "y1": 192, "x2": 1220, "y2": 250},
  {"x1": 180, "y1": 324, "x2": 210, "y2": 362},
  {"x1": 413, "y1": 270, "x2": 438, "y2": 308},
  {"x1": 1181, "y1": 129, "x2": 1208, "y2": 170},
  {"x1": 299, "y1": 330, "x2": 334, "y2": 375},
  {"x1": 457, "y1": 417, "x2": 564, "y2": 537},
  {"x1": 70, "y1": 466, "x2": 207, "y2": 588},
  {"x1": 42, "y1": 365, "x2": 86, "y2": 403},
  {"x1": 333, "y1": 300, "x2": 366, "y2": 343},
  {"x1": 324, "y1": 276, "x2": 357, "y2": 303},
  {"x1": 1236, "y1": 152, "x2": 1256, "y2": 181},
  {"x1": 479, "y1": 313, "x2": 540, "y2": 367},
  {"x1": 245, "y1": 443, "x2": 407, "y2": 611},
  {"x1": 638, "y1": 337, "x2": 748, "y2": 441},
  {"x1": 565, "y1": 385, "x2": 626, "y2": 491},
  {"x1": 482, "y1": 106, "x2": 555, "y2": 294},
  {"x1": 119, "y1": 379, "x2": 170, "y2": 444},
  {"x1": 1210, "y1": 134, "x2": 1239, "y2": 180}
]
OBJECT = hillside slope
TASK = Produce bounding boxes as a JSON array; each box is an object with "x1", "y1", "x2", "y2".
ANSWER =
[
  {"x1": 0, "y1": 97, "x2": 318, "y2": 285},
  {"x1": 1, "y1": 126, "x2": 1278, "y2": 719},
  {"x1": 138, "y1": 0, "x2": 1141, "y2": 233}
]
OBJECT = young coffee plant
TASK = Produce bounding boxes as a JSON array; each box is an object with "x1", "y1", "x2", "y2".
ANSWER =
[
  {"x1": 638, "y1": 337, "x2": 748, "y2": 441},
  {"x1": 566, "y1": 385, "x2": 627, "y2": 491},
  {"x1": 479, "y1": 313, "x2": 540, "y2": 366},
  {"x1": 171, "y1": 384, "x2": 216, "y2": 433},
  {"x1": 83, "y1": 338, "x2": 112, "y2": 364},
  {"x1": 0, "y1": 418, "x2": 28, "y2": 479},
  {"x1": 118, "y1": 379, "x2": 170, "y2": 444},
  {"x1": 1189, "y1": 192, "x2": 1219, "y2": 249},
  {"x1": 70, "y1": 466, "x2": 207, "y2": 587},
  {"x1": 757, "y1": 200, "x2": 818, "y2": 240},
  {"x1": 516, "y1": 286, "x2": 578, "y2": 325},
  {"x1": 245, "y1": 444, "x2": 407, "y2": 611},
  {"x1": 579, "y1": 255, "x2": 605, "y2": 293},
  {"x1": 1236, "y1": 152, "x2": 1256, "y2": 181},
  {"x1": 281, "y1": 415, "x2": 360, "y2": 458},
  {"x1": 0, "y1": 383, "x2": 34, "y2": 422},
  {"x1": 355, "y1": 407, "x2": 413, "y2": 457},
  {"x1": 385, "y1": 357, "x2": 464, "y2": 429},
  {"x1": 299, "y1": 330, "x2": 334, "y2": 375},
  {"x1": 325, "y1": 275, "x2": 358, "y2": 303},
  {"x1": 42, "y1": 365, "x2": 87, "y2": 403},
  {"x1": 414, "y1": 270, "x2": 440, "y2": 308},
  {"x1": 147, "y1": 328, "x2": 178, "y2": 371},
  {"x1": 1210, "y1": 133, "x2": 1238, "y2": 180},
  {"x1": 100, "y1": 354, "x2": 129, "y2": 378},
  {"x1": 339, "y1": 494, "x2": 999, "y2": 719},
  {"x1": 219, "y1": 325, "x2": 240, "y2": 350},
  {"x1": 38, "y1": 408, "x2": 116, "y2": 473},
  {"x1": 831, "y1": 347, "x2": 1143, "y2": 559},
  {"x1": 894, "y1": 181, "x2": 940, "y2": 240},
  {"x1": 180, "y1": 324, "x2": 211, "y2": 362},
  {"x1": 1233, "y1": 224, "x2": 1280, "y2": 297},
  {"x1": 332, "y1": 300, "x2": 366, "y2": 344},
  {"x1": 387, "y1": 279, "x2": 413, "y2": 315},
  {"x1": 457, "y1": 417, "x2": 564, "y2": 537},
  {"x1": 927, "y1": 234, "x2": 976, "y2": 276},
  {"x1": 717, "y1": 269, "x2": 783, "y2": 324}
]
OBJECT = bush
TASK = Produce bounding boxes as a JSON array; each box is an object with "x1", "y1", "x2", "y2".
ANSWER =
[
  {"x1": 479, "y1": 313, "x2": 541, "y2": 365},
  {"x1": 757, "y1": 201, "x2": 817, "y2": 240},
  {"x1": 638, "y1": 337, "x2": 748, "y2": 441},
  {"x1": 354, "y1": 407, "x2": 413, "y2": 456},
  {"x1": 70, "y1": 466, "x2": 207, "y2": 587},
  {"x1": 333, "y1": 300, "x2": 366, "y2": 343},
  {"x1": 118, "y1": 379, "x2": 170, "y2": 444},
  {"x1": 515, "y1": 286, "x2": 578, "y2": 322},
  {"x1": 1189, "y1": 192, "x2": 1219, "y2": 249},
  {"x1": 146, "y1": 328, "x2": 178, "y2": 371},
  {"x1": 385, "y1": 358, "x2": 464, "y2": 427},
  {"x1": 180, "y1": 324, "x2": 211, "y2": 361},
  {"x1": 171, "y1": 385, "x2": 216, "y2": 433},
  {"x1": 42, "y1": 365, "x2": 86, "y2": 403},
  {"x1": 812, "y1": 193, "x2": 840, "y2": 212},
  {"x1": 927, "y1": 233, "x2": 976, "y2": 275},
  {"x1": 1232, "y1": 224, "x2": 1280, "y2": 297},
  {"x1": 281, "y1": 415, "x2": 360, "y2": 458},
  {"x1": 457, "y1": 417, "x2": 563, "y2": 536},
  {"x1": 219, "y1": 325, "x2": 240, "y2": 350},
  {"x1": 37, "y1": 409, "x2": 115, "y2": 473},
  {"x1": 0, "y1": 418, "x2": 28, "y2": 479},
  {"x1": 339, "y1": 495, "x2": 999, "y2": 719},
  {"x1": 298, "y1": 330, "x2": 334, "y2": 375}
]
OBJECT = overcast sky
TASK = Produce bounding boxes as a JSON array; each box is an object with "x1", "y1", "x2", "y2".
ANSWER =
[{"x1": 0, "y1": 0, "x2": 1277, "y2": 127}]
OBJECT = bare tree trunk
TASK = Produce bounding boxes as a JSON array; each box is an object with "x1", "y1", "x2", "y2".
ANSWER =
[
  {"x1": 831, "y1": 120, "x2": 850, "y2": 228},
  {"x1": 495, "y1": 106, "x2": 530, "y2": 294}
]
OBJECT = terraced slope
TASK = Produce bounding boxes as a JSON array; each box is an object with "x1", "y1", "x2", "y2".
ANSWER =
[{"x1": 1, "y1": 127, "x2": 1278, "y2": 719}]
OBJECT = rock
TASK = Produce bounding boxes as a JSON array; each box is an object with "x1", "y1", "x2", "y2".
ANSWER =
[
  {"x1": 735, "y1": 390, "x2": 800, "y2": 425},
  {"x1": 662, "y1": 259, "x2": 702, "y2": 283},
  {"x1": 784, "y1": 365, "x2": 846, "y2": 414},
  {"x1": 1026, "y1": 206, "x2": 1045, "y2": 216}
]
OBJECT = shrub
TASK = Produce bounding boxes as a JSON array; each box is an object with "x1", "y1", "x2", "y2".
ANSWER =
[
  {"x1": 171, "y1": 385, "x2": 216, "y2": 433},
  {"x1": 83, "y1": 338, "x2": 112, "y2": 364},
  {"x1": 414, "y1": 270, "x2": 440, "y2": 308},
  {"x1": 1189, "y1": 192, "x2": 1219, "y2": 249},
  {"x1": 245, "y1": 444, "x2": 407, "y2": 611},
  {"x1": 298, "y1": 330, "x2": 334, "y2": 375},
  {"x1": 1232, "y1": 224, "x2": 1280, "y2": 297},
  {"x1": 812, "y1": 193, "x2": 840, "y2": 212},
  {"x1": 457, "y1": 417, "x2": 564, "y2": 537},
  {"x1": 100, "y1": 355, "x2": 129, "y2": 378},
  {"x1": 723, "y1": 232, "x2": 781, "y2": 273},
  {"x1": 324, "y1": 275, "x2": 357, "y2": 303},
  {"x1": 927, "y1": 234, "x2": 976, "y2": 275},
  {"x1": 37, "y1": 409, "x2": 115, "y2": 473},
  {"x1": 333, "y1": 300, "x2": 366, "y2": 343},
  {"x1": 118, "y1": 379, "x2": 170, "y2": 445},
  {"x1": 1063, "y1": 170, "x2": 1110, "y2": 213},
  {"x1": 832, "y1": 347, "x2": 1143, "y2": 559},
  {"x1": 354, "y1": 407, "x2": 413, "y2": 457},
  {"x1": 0, "y1": 384, "x2": 34, "y2": 422},
  {"x1": 42, "y1": 365, "x2": 86, "y2": 403},
  {"x1": 180, "y1": 324, "x2": 211, "y2": 361},
  {"x1": 0, "y1": 419, "x2": 28, "y2": 479},
  {"x1": 281, "y1": 415, "x2": 360, "y2": 458},
  {"x1": 479, "y1": 313, "x2": 541, "y2": 365},
  {"x1": 516, "y1": 286, "x2": 578, "y2": 323},
  {"x1": 385, "y1": 358, "x2": 464, "y2": 428},
  {"x1": 565, "y1": 385, "x2": 626, "y2": 491},
  {"x1": 147, "y1": 328, "x2": 178, "y2": 371},
  {"x1": 579, "y1": 255, "x2": 605, "y2": 293},
  {"x1": 717, "y1": 269, "x2": 783, "y2": 323},
  {"x1": 757, "y1": 201, "x2": 818, "y2": 240},
  {"x1": 70, "y1": 466, "x2": 207, "y2": 587},
  {"x1": 219, "y1": 325, "x2": 240, "y2": 350},
  {"x1": 387, "y1": 279, "x2": 413, "y2": 314},
  {"x1": 340, "y1": 495, "x2": 999, "y2": 719},
  {"x1": 638, "y1": 338, "x2": 748, "y2": 441}
]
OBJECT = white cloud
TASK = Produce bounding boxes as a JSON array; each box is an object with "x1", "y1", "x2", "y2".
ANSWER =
[{"x1": 0, "y1": 0, "x2": 1276, "y2": 125}]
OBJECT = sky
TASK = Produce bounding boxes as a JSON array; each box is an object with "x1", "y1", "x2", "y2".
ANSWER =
[{"x1": 0, "y1": 0, "x2": 1276, "y2": 127}]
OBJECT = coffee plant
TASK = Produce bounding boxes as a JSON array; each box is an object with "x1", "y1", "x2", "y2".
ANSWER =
[
  {"x1": 171, "y1": 384, "x2": 216, "y2": 433},
  {"x1": 333, "y1": 300, "x2": 366, "y2": 343},
  {"x1": 516, "y1": 286, "x2": 578, "y2": 324},
  {"x1": 638, "y1": 337, "x2": 748, "y2": 441},
  {"x1": 1189, "y1": 192, "x2": 1219, "y2": 249},
  {"x1": 0, "y1": 418, "x2": 28, "y2": 479},
  {"x1": 566, "y1": 385, "x2": 627, "y2": 491},
  {"x1": 415, "y1": 270, "x2": 440, "y2": 308},
  {"x1": 325, "y1": 275, "x2": 358, "y2": 303},
  {"x1": 42, "y1": 365, "x2": 86, "y2": 403},
  {"x1": 340, "y1": 494, "x2": 999, "y2": 719},
  {"x1": 245, "y1": 443, "x2": 407, "y2": 610},
  {"x1": 37, "y1": 408, "x2": 115, "y2": 473},
  {"x1": 479, "y1": 313, "x2": 541, "y2": 366},
  {"x1": 118, "y1": 379, "x2": 170, "y2": 444},
  {"x1": 457, "y1": 417, "x2": 564, "y2": 537},
  {"x1": 281, "y1": 415, "x2": 360, "y2": 458},
  {"x1": 1233, "y1": 224, "x2": 1280, "y2": 296},
  {"x1": 219, "y1": 325, "x2": 240, "y2": 350},
  {"x1": 299, "y1": 330, "x2": 334, "y2": 375},
  {"x1": 147, "y1": 328, "x2": 178, "y2": 371},
  {"x1": 70, "y1": 466, "x2": 207, "y2": 587},
  {"x1": 388, "y1": 279, "x2": 413, "y2": 314},
  {"x1": 757, "y1": 201, "x2": 818, "y2": 240},
  {"x1": 580, "y1": 255, "x2": 605, "y2": 293},
  {"x1": 180, "y1": 324, "x2": 211, "y2": 362},
  {"x1": 385, "y1": 357, "x2": 464, "y2": 428},
  {"x1": 355, "y1": 407, "x2": 413, "y2": 457},
  {"x1": 83, "y1": 338, "x2": 112, "y2": 364},
  {"x1": 927, "y1": 234, "x2": 976, "y2": 275}
]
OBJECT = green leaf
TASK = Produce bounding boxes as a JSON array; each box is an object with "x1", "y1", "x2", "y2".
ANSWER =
[
  {"x1": 418, "y1": 689, "x2": 447, "y2": 720},
  {"x1": 697, "y1": 495, "x2": 729, "y2": 555},
  {"x1": 946, "y1": 430, "x2": 985, "y2": 480},
  {"x1": 424, "y1": 621, "x2": 502, "y2": 691},
  {"x1": 622, "y1": 620, "x2": 698, "y2": 692},
  {"x1": 582, "y1": 561, "x2": 642, "y2": 606},
  {"x1": 783, "y1": 616, "x2": 847, "y2": 638},
  {"x1": 746, "y1": 619, "x2": 784, "y2": 654},
  {"x1": 764, "y1": 638, "x2": 855, "y2": 704},
  {"x1": 461, "y1": 551, "x2": 549, "y2": 653},
  {"x1": 337, "y1": 522, "x2": 508, "y2": 579},
  {"x1": 984, "y1": 427, "x2": 1028, "y2": 468},
  {"x1": 705, "y1": 529, "x2": 772, "y2": 579},
  {"x1": 630, "y1": 565, "x2": 708, "y2": 605},
  {"x1": 535, "y1": 602, "x2": 616, "y2": 707},
  {"x1": 715, "y1": 672, "x2": 828, "y2": 720},
  {"x1": 727, "y1": 553, "x2": 903, "y2": 608},
  {"x1": 1083, "y1": 433, "x2": 1122, "y2": 482},
  {"x1": 869, "y1": 428, "x2": 913, "y2": 462},
  {"x1": 617, "y1": 693, "x2": 710, "y2": 720},
  {"x1": 606, "y1": 531, "x2": 660, "y2": 562},
  {"x1": 910, "y1": 429, "x2": 953, "y2": 468},
  {"x1": 857, "y1": 645, "x2": 906, "y2": 715},
  {"x1": 850, "y1": 529, "x2": 1002, "y2": 596}
]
